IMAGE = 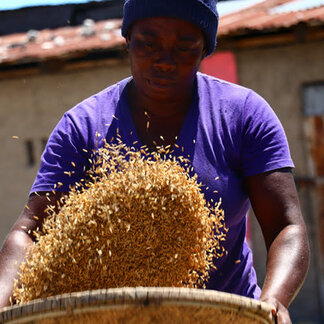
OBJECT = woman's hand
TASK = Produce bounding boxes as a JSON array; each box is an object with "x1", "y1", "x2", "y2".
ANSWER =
[
  {"x1": 0, "y1": 192, "x2": 65, "y2": 308},
  {"x1": 261, "y1": 296, "x2": 292, "y2": 324}
]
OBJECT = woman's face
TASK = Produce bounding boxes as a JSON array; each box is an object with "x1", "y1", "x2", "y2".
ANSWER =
[{"x1": 126, "y1": 17, "x2": 206, "y2": 102}]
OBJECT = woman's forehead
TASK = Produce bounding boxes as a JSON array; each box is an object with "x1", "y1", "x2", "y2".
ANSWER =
[{"x1": 131, "y1": 17, "x2": 204, "y2": 39}]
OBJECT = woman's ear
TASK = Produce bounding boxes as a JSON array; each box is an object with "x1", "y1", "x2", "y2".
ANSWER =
[
  {"x1": 125, "y1": 28, "x2": 132, "y2": 52},
  {"x1": 201, "y1": 38, "x2": 208, "y2": 59},
  {"x1": 125, "y1": 36, "x2": 130, "y2": 51},
  {"x1": 202, "y1": 47, "x2": 208, "y2": 59}
]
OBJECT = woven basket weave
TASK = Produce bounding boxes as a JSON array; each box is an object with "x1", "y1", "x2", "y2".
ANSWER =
[{"x1": 0, "y1": 287, "x2": 274, "y2": 324}]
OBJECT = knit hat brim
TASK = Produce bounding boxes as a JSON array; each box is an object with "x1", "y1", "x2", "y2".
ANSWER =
[{"x1": 122, "y1": 0, "x2": 218, "y2": 56}]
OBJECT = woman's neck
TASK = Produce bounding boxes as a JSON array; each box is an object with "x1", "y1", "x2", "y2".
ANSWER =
[
  {"x1": 127, "y1": 80, "x2": 196, "y2": 149},
  {"x1": 128, "y1": 80, "x2": 194, "y2": 119}
]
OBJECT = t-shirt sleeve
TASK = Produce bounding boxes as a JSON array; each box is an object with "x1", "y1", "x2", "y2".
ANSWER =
[
  {"x1": 30, "y1": 112, "x2": 91, "y2": 194},
  {"x1": 240, "y1": 90, "x2": 294, "y2": 177}
]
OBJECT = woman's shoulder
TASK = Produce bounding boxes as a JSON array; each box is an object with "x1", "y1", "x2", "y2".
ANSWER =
[
  {"x1": 197, "y1": 72, "x2": 250, "y2": 95},
  {"x1": 49, "y1": 77, "x2": 132, "y2": 147},
  {"x1": 65, "y1": 77, "x2": 132, "y2": 120},
  {"x1": 196, "y1": 72, "x2": 271, "y2": 112}
]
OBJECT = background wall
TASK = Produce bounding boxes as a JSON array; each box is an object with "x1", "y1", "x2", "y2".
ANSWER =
[
  {"x1": 234, "y1": 40, "x2": 324, "y2": 323},
  {"x1": 0, "y1": 60, "x2": 130, "y2": 245},
  {"x1": 236, "y1": 41, "x2": 323, "y2": 175}
]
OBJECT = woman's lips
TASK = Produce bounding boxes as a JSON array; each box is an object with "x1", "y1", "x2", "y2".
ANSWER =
[{"x1": 146, "y1": 78, "x2": 176, "y2": 90}]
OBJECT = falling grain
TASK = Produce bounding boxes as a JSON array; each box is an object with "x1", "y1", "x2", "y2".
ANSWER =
[{"x1": 13, "y1": 141, "x2": 226, "y2": 304}]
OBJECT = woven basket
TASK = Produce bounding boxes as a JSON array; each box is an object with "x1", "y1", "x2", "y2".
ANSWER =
[{"x1": 0, "y1": 287, "x2": 274, "y2": 324}]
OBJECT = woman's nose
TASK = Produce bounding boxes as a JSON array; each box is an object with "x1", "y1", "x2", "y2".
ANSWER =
[{"x1": 153, "y1": 49, "x2": 176, "y2": 72}]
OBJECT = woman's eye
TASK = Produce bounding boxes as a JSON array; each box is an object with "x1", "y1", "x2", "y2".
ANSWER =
[
  {"x1": 176, "y1": 44, "x2": 193, "y2": 52},
  {"x1": 144, "y1": 41, "x2": 154, "y2": 48},
  {"x1": 177, "y1": 47, "x2": 190, "y2": 52}
]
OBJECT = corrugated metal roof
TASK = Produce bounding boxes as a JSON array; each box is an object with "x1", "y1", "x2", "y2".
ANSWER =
[
  {"x1": 217, "y1": 0, "x2": 266, "y2": 16},
  {"x1": 271, "y1": 0, "x2": 324, "y2": 14},
  {"x1": 0, "y1": 19, "x2": 124, "y2": 65},
  {"x1": 219, "y1": 0, "x2": 324, "y2": 36},
  {"x1": 0, "y1": 0, "x2": 324, "y2": 66}
]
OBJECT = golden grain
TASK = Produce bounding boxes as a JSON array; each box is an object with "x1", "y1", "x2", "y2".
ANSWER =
[{"x1": 13, "y1": 142, "x2": 226, "y2": 304}]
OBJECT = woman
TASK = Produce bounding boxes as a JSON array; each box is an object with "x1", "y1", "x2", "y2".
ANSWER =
[{"x1": 0, "y1": 1, "x2": 309, "y2": 323}]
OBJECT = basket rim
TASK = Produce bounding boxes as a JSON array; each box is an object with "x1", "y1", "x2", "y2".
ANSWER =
[{"x1": 0, "y1": 287, "x2": 275, "y2": 324}]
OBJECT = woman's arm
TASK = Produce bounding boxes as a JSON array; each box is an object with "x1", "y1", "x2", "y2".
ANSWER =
[
  {"x1": 246, "y1": 169, "x2": 310, "y2": 324},
  {"x1": 0, "y1": 192, "x2": 64, "y2": 308}
]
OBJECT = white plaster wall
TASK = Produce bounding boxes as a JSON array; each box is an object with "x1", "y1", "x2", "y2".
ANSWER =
[{"x1": 0, "y1": 61, "x2": 131, "y2": 246}]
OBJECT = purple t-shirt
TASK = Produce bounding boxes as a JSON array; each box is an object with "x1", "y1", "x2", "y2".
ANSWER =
[{"x1": 31, "y1": 72, "x2": 294, "y2": 298}]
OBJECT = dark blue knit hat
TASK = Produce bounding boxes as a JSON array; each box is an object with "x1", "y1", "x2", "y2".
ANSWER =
[{"x1": 121, "y1": 0, "x2": 218, "y2": 56}]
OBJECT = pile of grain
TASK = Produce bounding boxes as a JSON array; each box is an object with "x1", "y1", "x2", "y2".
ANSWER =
[{"x1": 13, "y1": 142, "x2": 226, "y2": 304}]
